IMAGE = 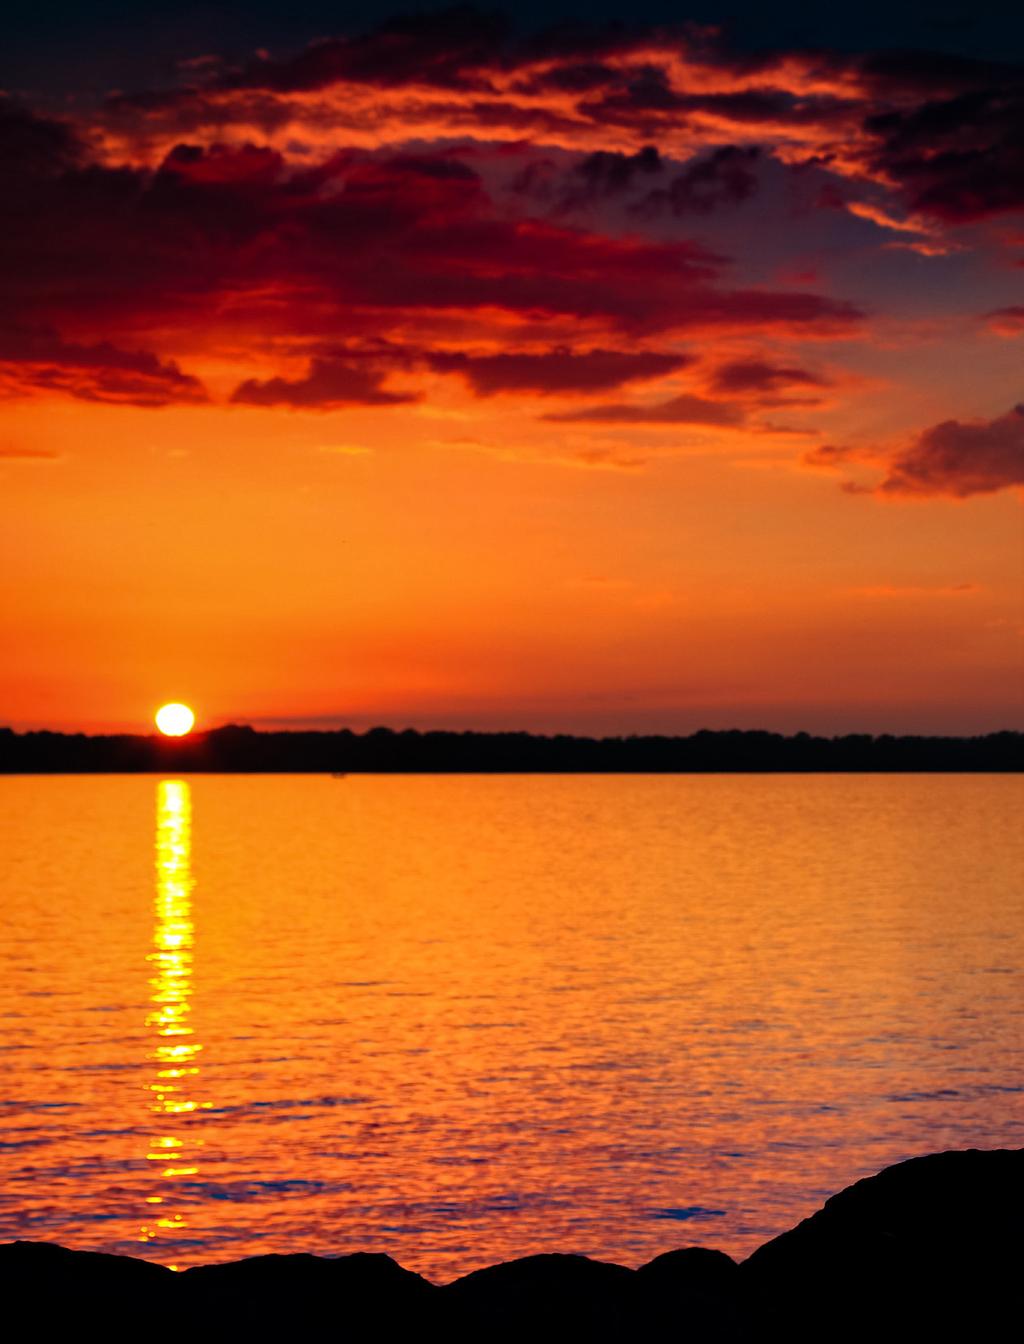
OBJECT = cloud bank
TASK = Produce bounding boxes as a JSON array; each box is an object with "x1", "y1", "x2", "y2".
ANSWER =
[{"x1": 0, "y1": 9, "x2": 1021, "y2": 498}]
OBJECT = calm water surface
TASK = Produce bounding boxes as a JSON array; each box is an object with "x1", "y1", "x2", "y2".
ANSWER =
[{"x1": 0, "y1": 774, "x2": 1021, "y2": 1278}]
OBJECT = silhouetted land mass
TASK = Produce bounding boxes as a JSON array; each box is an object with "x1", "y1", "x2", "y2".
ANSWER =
[
  {"x1": 0, "y1": 725, "x2": 1021, "y2": 773},
  {"x1": 1, "y1": 1149, "x2": 1019, "y2": 1341}
]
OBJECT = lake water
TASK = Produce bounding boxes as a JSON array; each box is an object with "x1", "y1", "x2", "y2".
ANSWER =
[{"x1": 0, "y1": 774, "x2": 1021, "y2": 1279}]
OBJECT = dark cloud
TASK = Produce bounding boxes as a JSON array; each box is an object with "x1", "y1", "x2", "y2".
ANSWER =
[
  {"x1": 636, "y1": 146, "x2": 761, "y2": 217},
  {"x1": 580, "y1": 65, "x2": 688, "y2": 120},
  {"x1": 878, "y1": 404, "x2": 1024, "y2": 497},
  {"x1": 677, "y1": 89, "x2": 853, "y2": 130},
  {"x1": 87, "y1": 11, "x2": 1024, "y2": 246},
  {"x1": 427, "y1": 347, "x2": 689, "y2": 394},
  {"x1": 864, "y1": 87, "x2": 1024, "y2": 222},
  {"x1": 805, "y1": 406, "x2": 1024, "y2": 496},
  {"x1": 710, "y1": 359, "x2": 828, "y2": 395},
  {"x1": 570, "y1": 146, "x2": 663, "y2": 197},
  {"x1": 228, "y1": 7, "x2": 510, "y2": 93},
  {"x1": 0, "y1": 109, "x2": 858, "y2": 381},
  {"x1": 231, "y1": 357, "x2": 417, "y2": 409},
  {"x1": 513, "y1": 61, "x2": 620, "y2": 95},
  {"x1": 0, "y1": 96, "x2": 83, "y2": 177},
  {"x1": 509, "y1": 146, "x2": 664, "y2": 214},
  {"x1": 543, "y1": 393, "x2": 742, "y2": 425},
  {"x1": 0, "y1": 325, "x2": 206, "y2": 406}
]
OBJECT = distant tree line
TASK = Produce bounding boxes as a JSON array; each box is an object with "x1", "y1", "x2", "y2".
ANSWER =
[{"x1": 0, "y1": 725, "x2": 1020, "y2": 773}]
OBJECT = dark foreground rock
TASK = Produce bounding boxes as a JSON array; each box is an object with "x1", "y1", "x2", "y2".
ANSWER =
[
  {"x1": 740, "y1": 1147, "x2": 1023, "y2": 1341},
  {"x1": 440, "y1": 1253, "x2": 638, "y2": 1339},
  {"x1": 180, "y1": 1250, "x2": 435, "y2": 1334},
  {"x1": 638, "y1": 1247, "x2": 748, "y2": 1339},
  {"x1": 0, "y1": 1239, "x2": 173, "y2": 1331},
  {"x1": 1, "y1": 1148, "x2": 1019, "y2": 1341}
]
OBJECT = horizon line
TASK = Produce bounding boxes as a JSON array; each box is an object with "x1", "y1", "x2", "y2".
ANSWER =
[{"x1": 3, "y1": 724, "x2": 1022, "y2": 742}]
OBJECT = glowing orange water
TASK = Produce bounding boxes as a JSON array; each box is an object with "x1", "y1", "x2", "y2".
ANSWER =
[{"x1": 0, "y1": 774, "x2": 1021, "y2": 1279}]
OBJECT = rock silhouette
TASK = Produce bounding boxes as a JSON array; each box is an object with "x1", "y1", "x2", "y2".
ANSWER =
[
  {"x1": 637, "y1": 1247, "x2": 747, "y2": 1340},
  {"x1": 0, "y1": 1240, "x2": 173, "y2": 1332},
  {"x1": 180, "y1": 1251, "x2": 435, "y2": 1334},
  {"x1": 440, "y1": 1253, "x2": 637, "y2": 1338},
  {"x1": 740, "y1": 1147, "x2": 1022, "y2": 1342},
  {"x1": 1, "y1": 1148, "x2": 1019, "y2": 1341}
]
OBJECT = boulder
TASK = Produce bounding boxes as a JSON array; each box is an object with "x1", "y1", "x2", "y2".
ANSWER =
[
  {"x1": 740, "y1": 1148, "x2": 1023, "y2": 1342},
  {"x1": 441, "y1": 1253, "x2": 637, "y2": 1339},
  {"x1": 0, "y1": 1240, "x2": 173, "y2": 1334},
  {"x1": 180, "y1": 1250, "x2": 436, "y2": 1334},
  {"x1": 636, "y1": 1247, "x2": 749, "y2": 1339}
]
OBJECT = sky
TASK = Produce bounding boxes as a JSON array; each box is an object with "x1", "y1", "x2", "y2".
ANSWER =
[{"x1": 2, "y1": 3, "x2": 1022, "y2": 735}]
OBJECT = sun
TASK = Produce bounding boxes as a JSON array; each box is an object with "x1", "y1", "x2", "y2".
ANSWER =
[{"x1": 155, "y1": 702, "x2": 195, "y2": 737}]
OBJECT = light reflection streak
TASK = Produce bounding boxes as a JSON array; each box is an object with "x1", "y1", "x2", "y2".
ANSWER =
[{"x1": 139, "y1": 779, "x2": 206, "y2": 1252}]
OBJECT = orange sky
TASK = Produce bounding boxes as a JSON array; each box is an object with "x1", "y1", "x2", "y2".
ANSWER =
[{"x1": 2, "y1": 13, "x2": 1022, "y2": 734}]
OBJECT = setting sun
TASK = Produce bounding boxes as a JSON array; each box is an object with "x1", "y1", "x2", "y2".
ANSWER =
[{"x1": 155, "y1": 703, "x2": 195, "y2": 737}]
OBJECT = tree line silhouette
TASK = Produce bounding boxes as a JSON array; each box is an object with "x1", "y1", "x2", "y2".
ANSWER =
[{"x1": 1, "y1": 725, "x2": 1020, "y2": 772}]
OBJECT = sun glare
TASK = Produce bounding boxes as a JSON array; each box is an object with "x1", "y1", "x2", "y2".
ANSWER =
[{"x1": 155, "y1": 703, "x2": 195, "y2": 737}]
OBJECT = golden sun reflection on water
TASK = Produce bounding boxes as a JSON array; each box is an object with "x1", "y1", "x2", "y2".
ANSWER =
[{"x1": 140, "y1": 779, "x2": 206, "y2": 1253}]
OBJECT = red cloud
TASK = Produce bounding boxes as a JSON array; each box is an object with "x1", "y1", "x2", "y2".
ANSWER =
[
  {"x1": 984, "y1": 306, "x2": 1024, "y2": 336},
  {"x1": 543, "y1": 393, "x2": 742, "y2": 425},
  {"x1": 709, "y1": 359, "x2": 828, "y2": 395},
  {"x1": 83, "y1": 12, "x2": 1024, "y2": 259},
  {"x1": 0, "y1": 325, "x2": 206, "y2": 406},
  {"x1": 804, "y1": 406, "x2": 1024, "y2": 498},
  {"x1": 0, "y1": 116, "x2": 860, "y2": 402},
  {"x1": 427, "y1": 347, "x2": 692, "y2": 394},
  {"x1": 878, "y1": 405, "x2": 1024, "y2": 498},
  {"x1": 231, "y1": 358, "x2": 417, "y2": 409},
  {"x1": 9, "y1": 13, "x2": 1020, "y2": 435}
]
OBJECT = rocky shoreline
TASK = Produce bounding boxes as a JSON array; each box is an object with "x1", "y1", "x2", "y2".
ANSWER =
[{"x1": 3, "y1": 1149, "x2": 1019, "y2": 1340}]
